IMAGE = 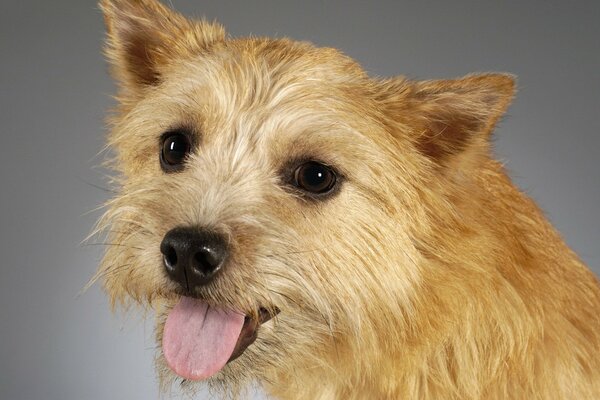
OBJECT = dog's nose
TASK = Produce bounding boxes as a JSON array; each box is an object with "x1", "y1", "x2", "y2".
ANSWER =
[{"x1": 160, "y1": 227, "x2": 228, "y2": 291}]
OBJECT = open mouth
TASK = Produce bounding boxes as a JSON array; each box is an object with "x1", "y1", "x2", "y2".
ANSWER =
[
  {"x1": 162, "y1": 296, "x2": 278, "y2": 381},
  {"x1": 229, "y1": 307, "x2": 277, "y2": 362}
]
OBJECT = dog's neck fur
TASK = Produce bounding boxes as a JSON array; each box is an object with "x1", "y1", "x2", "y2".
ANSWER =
[{"x1": 266, "y1": 158, "x2": 600, "y2": 400}]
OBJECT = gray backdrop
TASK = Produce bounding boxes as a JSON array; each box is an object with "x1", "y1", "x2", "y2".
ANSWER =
[{"x1": 1, "y1": 1, "x2": 598, "y2": 399}]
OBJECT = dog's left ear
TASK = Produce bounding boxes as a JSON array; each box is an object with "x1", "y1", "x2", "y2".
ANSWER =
[
  {"x1": 99, "y1": 0, "x2": 225, "y2": 97},
  {"x1": 381, "y1": 74, "x2": 515, "y2": 165}
]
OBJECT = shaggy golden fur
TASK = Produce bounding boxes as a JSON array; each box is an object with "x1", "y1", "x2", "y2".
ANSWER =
[{"x1": 93, "y1": 0, "x2": 600, "y2": 398}]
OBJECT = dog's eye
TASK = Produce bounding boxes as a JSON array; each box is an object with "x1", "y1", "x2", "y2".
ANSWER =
[
  {"x1": 160, "y1": 132, "x2": 191, "y2": 172},
  {"x1": 293, "y1": 161, "x2": 337, "y2": 194}
]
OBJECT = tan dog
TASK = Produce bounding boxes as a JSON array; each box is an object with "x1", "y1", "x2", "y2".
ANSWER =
[{"x1": 94, "y1": 0, "x2": 600, "y2": 398}]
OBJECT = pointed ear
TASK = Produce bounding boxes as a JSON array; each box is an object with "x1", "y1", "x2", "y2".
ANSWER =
[
  {"x1": 395, "y1": 74, "x2": 515, "y2": 164},
  {"x1": 99, "y1": 0, "x2": 226, "y2": 96}
]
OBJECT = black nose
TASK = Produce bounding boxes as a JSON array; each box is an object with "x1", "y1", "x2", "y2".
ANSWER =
[{"x1": 160, "y1": 227, "x2": 228, "y2": 292}]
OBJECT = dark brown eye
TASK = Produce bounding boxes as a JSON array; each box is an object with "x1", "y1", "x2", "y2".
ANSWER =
[
  {"x1": 293, "y1": 161, "x2": 337, "y2": 194},
  {"x1": 160, "y1": 132, "x2": 191, "y2": 172}
]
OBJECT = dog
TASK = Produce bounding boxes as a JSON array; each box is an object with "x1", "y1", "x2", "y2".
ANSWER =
[{"x1": 94, "y1": 0, "x2": 600, "y2": 398}]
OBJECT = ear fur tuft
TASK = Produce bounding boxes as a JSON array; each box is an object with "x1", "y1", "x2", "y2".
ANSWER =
[
  {"x1": 99, "y1": 0, "x2": 226, "y2": 96},
  {"x1": 412, "y1": 74, "x2": 516, "y2": 162}
]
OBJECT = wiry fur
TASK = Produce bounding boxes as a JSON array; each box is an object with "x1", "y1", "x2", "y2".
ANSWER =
[{"x1": 93, "y1": 1, "x2": 600, "y2": 398}]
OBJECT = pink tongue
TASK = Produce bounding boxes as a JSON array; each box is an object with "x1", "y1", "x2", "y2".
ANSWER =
[{"x1": 162, "y1": 297, "x2": 245, "y2": 380}]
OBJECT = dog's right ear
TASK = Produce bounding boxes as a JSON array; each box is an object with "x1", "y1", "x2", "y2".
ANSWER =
[
  {"x1": 99, "y1": 0, "x2": 225, "y2": 97},
  {"x1": 377, "y1": 74, "x2": 515, "y2": 169}
]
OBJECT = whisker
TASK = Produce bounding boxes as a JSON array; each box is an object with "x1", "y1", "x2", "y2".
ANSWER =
[
  {"x1": 264, "y1": 246, "x2": 329, "y2": 258},
  {"x1": 83, "y1": 242, "x2": 145, "y2": 251},
  {"x1": 76, "y1": 176, "x2": 118, "y2": 194},
  {"x1": 79, "y1": 262, "x2": 134, "y2": 296}
]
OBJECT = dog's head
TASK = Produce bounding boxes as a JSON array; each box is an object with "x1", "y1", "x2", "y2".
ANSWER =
[{"x1": 96, "y1": 0, "x2": 514, "y2": 394}]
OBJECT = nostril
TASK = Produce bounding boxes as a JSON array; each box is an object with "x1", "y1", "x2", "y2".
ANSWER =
[
  {"x1": 193, "y1": 247, "x2": 222, "y2": 275},
  {"x1": 163, "y1": 245, "x2": 178, "y2": 272}
]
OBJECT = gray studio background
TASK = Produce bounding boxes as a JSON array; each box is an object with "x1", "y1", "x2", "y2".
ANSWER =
[{"x1": 1, "y1": 1, "x2": 598, "y2": 399}]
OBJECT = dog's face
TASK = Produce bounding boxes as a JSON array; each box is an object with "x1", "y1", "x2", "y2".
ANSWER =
[{"x1": 96, "y1": 0, "x2": 514, "y2": 394}]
